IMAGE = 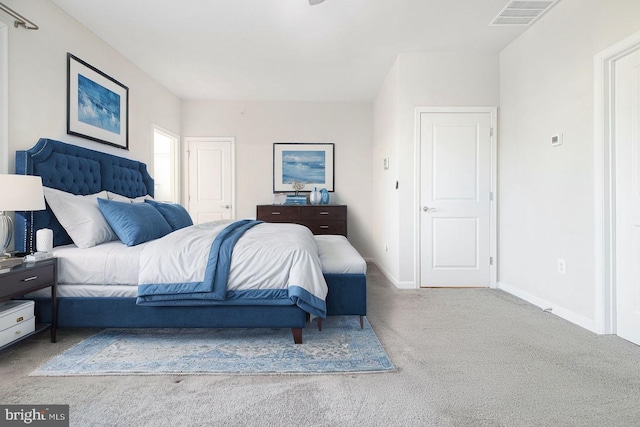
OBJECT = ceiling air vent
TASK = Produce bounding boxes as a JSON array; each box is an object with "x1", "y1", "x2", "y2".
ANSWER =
[{"x1": 490, "y1": 0, "x2": 560, "y2": 26}]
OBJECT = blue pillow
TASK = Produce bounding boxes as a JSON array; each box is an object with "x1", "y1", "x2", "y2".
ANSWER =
[
  {"x1": 145, "y1": 199, "x2": 193, "y2": 231},
  {"x1": 97, "y1": 198, "x2": 172, "y2": 246}
]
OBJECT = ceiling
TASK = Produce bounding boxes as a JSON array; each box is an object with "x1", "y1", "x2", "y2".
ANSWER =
[{"x1": 51, "y1": 0, "x2": 531, "y2": 102}]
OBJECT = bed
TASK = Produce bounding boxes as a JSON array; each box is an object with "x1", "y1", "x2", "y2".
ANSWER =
[{"x1": 14, "y1": 138, "x2": 366, "y2": 344}]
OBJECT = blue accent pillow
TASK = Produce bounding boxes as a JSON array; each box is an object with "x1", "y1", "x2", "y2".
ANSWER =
[
  {"x1": 145, "y1": 199, "x2": 193, "y2": 231},
  {"x1": 97, "y1": 198, "x2": 172, "y2": 246}
]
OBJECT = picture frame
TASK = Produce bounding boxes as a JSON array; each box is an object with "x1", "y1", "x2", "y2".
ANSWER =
[
  {"x1": 273, "y1": 143, "x2": 335, "y2": 193},
  {"x1": 67, "y1": 53, "x2": 129, "y2": 150}
]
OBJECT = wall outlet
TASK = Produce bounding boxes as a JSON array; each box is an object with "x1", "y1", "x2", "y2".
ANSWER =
[{"x1": 557, "y1": 258, "x2": 566, "y2": 274}]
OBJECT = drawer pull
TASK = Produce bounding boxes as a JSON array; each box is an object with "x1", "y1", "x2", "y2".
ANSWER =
[
  {"x1": 320, "y1": 225, "x2": 329, "y2": 229},
  {"x1": 22, "y1": 276, "x2": 38, "y2": 282},
  {"x1": 16, "y1": 316, "x2": 24, "y2": 322},
  {"x1": 15, "y1": 330, "x2": 21, "y2": 335},
  {"x1": 271, "y1": 212, "x2": 281, "y2": 215},
  {"x1": 320, "y1": 212, "x2": 329, "y2": 215}
]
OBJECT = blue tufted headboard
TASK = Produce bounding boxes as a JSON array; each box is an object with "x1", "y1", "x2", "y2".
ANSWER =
[{"x1": 14, "y1": 138, "x2": 154, "y2": 253}]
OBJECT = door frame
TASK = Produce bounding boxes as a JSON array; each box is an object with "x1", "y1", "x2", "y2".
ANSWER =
[
  {"x1": 414, "y1": 106, "x2": 498, "y2": 289},
  {"x1": 594, "y1": 30, "x2": 640, "y2": 335},
  {"x1": 182, "y1": 136, "x2": 236, "y2": 220},
  {"x1": 0, "y1": 20, "x2": 8, "y2": 174}
]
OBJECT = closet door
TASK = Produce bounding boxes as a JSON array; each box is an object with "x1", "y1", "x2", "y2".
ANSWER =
[
  {"x1": 419, "y1": 110, "x2": 493, "y2": 287},
  {"x1": 186, "y1": 137, "x2": 235, "y2": 223}
]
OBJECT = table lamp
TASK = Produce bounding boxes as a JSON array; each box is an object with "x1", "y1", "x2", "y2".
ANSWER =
[{"x1": 0, "y1": 174, "x2": 46, "y2": 258}]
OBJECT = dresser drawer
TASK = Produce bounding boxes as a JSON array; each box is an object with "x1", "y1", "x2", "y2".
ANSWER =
[
  {"x1": 0, "y1": 264, "x2": 55, "y2": 299},
  {"x1": 302, "y1": 221, "x2": 347, "y2": 236},
  {"x1": 257, "y1": 205, "x2": 300, "y2": 222},
  {"x1": 300, "y1": 205, "x2": 347, "y2": 221}
]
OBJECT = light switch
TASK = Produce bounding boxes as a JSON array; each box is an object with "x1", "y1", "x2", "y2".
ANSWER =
[{"x1": 551, "y1": 134, "x2": 563, "y2": 147}]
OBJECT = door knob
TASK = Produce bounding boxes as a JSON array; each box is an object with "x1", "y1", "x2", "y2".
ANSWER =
[
  {"x1": 223, "y1": 205, "x2": 230, "y2": 209},
  {"x1": 423, "y1": 206, "x2": 437, "y2": 212}
]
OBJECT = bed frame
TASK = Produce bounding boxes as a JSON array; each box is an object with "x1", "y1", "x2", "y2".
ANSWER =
[{"x1": 15, "y1": 138, "x2": 309, "y2": 343}]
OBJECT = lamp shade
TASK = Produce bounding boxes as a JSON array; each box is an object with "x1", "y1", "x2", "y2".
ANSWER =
[{"x1": 0, "y1": 174, "x2": 46, "y2": 212}]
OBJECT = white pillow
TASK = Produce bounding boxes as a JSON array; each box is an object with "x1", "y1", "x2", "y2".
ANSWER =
[
  {"x1": 132, "y1": 195, "x2": 153, "y2": 203},
  {"x1": 106, "y1": 191, "x2": 153, "y2": 203},
  {"x1": 105, "y1": 191, "x2": 132, "y2": 203},
  {"x1": 43, "y1": 187, "x2": 117, "y2": 248}
]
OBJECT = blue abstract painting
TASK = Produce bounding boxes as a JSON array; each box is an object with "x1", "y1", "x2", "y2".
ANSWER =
[
  {"x1": 282, "y1": 150, "x2": 326, "y2": 184},
  {"x1": 77, "y1": 74, "x2": 121, "y2": 135}
]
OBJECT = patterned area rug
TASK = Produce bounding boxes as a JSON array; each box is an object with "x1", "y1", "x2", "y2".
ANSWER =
[{"x1": 31, "y1": 317, "x2": 394, "y2": 376}]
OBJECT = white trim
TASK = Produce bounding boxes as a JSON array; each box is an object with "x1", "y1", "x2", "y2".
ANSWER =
[
  {"x1": 369, "y1": 261, "x2": 415, "y2": 290},
  {"x1": 593, "y1": 30, "x2": 640, "y2": 335},
  {"x1": 498, "y1": 281, "x2": 598, "y2": 333},
  {"x1": 0, "y1": 21, "x2": 8, "y2": 174},
  {"x1": 414, "y1": 106, "x2": 498, "y2": 289}
]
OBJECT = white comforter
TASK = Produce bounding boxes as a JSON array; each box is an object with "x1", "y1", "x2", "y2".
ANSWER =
[{"x1": 136, "y1": 220, "x2": 328, "y2": 316}]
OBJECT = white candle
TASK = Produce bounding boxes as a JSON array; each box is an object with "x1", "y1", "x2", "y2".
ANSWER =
[{"x1": 36, "y1": 228, "x2": 53, "y2": 252}]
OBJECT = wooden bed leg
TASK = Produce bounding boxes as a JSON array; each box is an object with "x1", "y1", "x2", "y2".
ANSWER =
[
  {"x1": 360, "y1": 315, "x2": 364, "y2": 329},
  {"x1": 292, "y1": 328, "x2": 303, "y2": 344},
  {"x1": 318, "y1": 318, "x2": 322, "y2": 331}
]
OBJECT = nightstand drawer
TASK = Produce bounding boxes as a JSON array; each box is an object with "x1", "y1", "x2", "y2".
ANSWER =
[{"x1": 0, "y1": 264, "x2": 55, "y2": 299}]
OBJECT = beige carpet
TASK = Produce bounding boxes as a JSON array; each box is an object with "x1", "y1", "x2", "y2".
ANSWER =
[{"x1": 1, "y1": 263, "x2": 639, "y2": 426}]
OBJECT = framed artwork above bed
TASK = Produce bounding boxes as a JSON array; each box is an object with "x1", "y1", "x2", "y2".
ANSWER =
[
  {"x1": 67, "y1": 53, "x2": 129, "y2": 150},
  {"x1": 273, "y1": 143, "x2": 335, "y2": 193}
]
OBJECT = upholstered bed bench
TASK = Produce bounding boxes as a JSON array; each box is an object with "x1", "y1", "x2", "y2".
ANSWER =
[{"x1": 315, "y1": 235, "x2": 367, "y2": 329}]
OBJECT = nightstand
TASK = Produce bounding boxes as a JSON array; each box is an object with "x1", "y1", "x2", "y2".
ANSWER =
[{"x1": 0, "y1": 258, "x2": 57, "y2": 349}]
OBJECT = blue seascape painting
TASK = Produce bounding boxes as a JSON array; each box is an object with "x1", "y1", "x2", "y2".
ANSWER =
[
  {"x1": 77, "y1": 74, "x2": 121, "y2": 135},
  {"x1": 282, "y1": 150, "x2": 326, "y2": 184}
]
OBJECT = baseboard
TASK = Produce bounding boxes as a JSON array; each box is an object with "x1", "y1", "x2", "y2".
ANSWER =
[
  {"x1": 497, "y1": 281, "x2": 599, "y2": 334},
  {"x1": 369, "y1": 261, "x2": 416, "y2": 289}
]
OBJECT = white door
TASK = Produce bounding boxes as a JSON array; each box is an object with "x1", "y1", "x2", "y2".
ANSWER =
[
  {"x1": 186, "y1": 137, "x2": 234, "y2": 224},
  {"x1": 419, "y1": 111, "x2": 493, "y2": 287},
  {"x1": 614, "y1": 49, "x2": 640, "y2": 345}
]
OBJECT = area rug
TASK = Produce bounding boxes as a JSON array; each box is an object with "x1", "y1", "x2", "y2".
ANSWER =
[{"x1": 31, "y1": 317, "x2": 394, "y2": 376}]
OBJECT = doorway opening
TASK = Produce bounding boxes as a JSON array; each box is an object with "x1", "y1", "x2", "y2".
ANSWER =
[{"x1": 594, "y1": 30, "x2": 640, "y2": 345}]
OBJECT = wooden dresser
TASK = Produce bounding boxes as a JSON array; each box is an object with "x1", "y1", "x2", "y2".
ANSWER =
[{"x1": 256, "y1": 205, "x2": 347, "y2": 236}]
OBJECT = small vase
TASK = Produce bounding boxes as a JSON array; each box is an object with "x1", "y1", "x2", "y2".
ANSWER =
[
  {"x1": 309, "y1": 187, "x2": 321, "y2": 205},
  {"x1": 320, "y1": 188, "x2": 330, "y2": 204}
]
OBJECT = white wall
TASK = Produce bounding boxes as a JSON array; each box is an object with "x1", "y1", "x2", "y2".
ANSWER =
[
  {"x1": 372, "y1": 60, "x2": 400, "y2": 282},
  {"x1": 3, "y1": 0, "x2": 180, "y2": 170},
  {"x1": 181, "y1": 100, "x2": 373, "y2": 258},
  {"x1": 499, "y1": 0, "x2": 640, "y2": 331},
  {"x1": 373, "y1": 52, "x2": 500, "y2": 286}
]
